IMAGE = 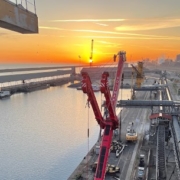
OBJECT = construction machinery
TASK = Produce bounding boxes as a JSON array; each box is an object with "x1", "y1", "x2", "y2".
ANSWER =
[
  {"x1": 125, "y1": 122, "x2": 138, "y2": 142},
  {"x1": 81, "y1": 51, "x2": 126, "y2": 180},
  {"x1": 131, "y1": 62, "x2": 144, "y2": 99}
]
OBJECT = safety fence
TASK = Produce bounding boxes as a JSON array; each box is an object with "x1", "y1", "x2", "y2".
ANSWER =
[{"x1": 6, "y1": 0, "x2": 36, "y2": 14}]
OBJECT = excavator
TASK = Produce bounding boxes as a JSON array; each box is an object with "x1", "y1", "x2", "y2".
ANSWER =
[
  {"x1": 131, "y1": 62, "x2": 144, "y2": 99},
  {"x1": 81, "y1": 51, "x2": 126, "y2": 180}
]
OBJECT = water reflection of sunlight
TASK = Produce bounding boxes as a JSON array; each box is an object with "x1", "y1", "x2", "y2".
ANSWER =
[{"x1": 0, "y1": 83, "x2": 131, "y2": 179}]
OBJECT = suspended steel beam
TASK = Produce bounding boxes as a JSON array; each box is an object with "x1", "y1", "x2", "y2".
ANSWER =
[
  {"x1": 117, "y1": 100, "x2": 180, "y2": 108},
  {"x1": 0, "y1": 0, "x2": 38, "y2": 33},
  {"x1": 133, "y1": 85, "x2": 167, "y2": 91}
]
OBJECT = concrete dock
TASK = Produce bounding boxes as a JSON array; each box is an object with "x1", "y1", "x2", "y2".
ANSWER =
[
  {"x1": 0, "y1": 66, "x2": 77, "y2": 94},
  {"x1": 68, "y1": 69, "x2": 180, "y2": 180},
  {"x1": 68, "y1": 77, "x2": 151, "y2": 180}
]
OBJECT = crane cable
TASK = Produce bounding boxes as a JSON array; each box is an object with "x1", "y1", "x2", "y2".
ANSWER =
[{"x1": 85, "y1": 100, "x2": 90, "y2": 179}]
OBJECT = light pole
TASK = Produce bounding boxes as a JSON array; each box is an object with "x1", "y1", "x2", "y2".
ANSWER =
[
  {"x1": 89, "y1": 39, "x2": 94, "y2": 67},
  {"x1": 119, "y1": 109, "x2": 122, "y2": 141}
]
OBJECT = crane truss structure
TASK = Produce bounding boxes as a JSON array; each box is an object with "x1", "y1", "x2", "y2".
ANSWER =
[
  {"x1": 131, "y1": 62, "x2": 144, "y2": 88},
  {"x1": 81, "y1": 51, "x2": 126, "y2": 180}
]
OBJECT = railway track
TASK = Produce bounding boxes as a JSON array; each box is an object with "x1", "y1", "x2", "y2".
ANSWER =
[
  {"x1": 156, "y1": 79, "x2": 167, "y2": 180},
  {"x1": 118, "y1": 90, "x2": 150, "y2": 180}
]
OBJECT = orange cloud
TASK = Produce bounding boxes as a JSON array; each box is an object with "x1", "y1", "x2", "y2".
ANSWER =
[
  {"x1": 39, "y1": 25, "x2": 180, "y2": 40},
  {"x1": 95, "y1": 23, "x2": 108, "y2": 26},
  {"x1": 115, "y1": 18, "x2": 180, "y2": 31},
  {"x1": 39, "y1": 26, "x2": 65, "y2": 31},
  {"x1": 50, "y1": 18, "x2": 125, "y2": 22}
]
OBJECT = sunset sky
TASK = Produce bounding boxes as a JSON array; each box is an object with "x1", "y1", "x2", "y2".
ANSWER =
[{"x1": 1, "y1": 0, "x2": 180, "y2": 64}]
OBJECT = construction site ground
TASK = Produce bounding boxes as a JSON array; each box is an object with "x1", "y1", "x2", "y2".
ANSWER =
[
  {"x1": 68, "y1": 70, "x2": 180, "y2": 180},
  {"x1": 69, "y1": 77, "x2": 151, "y2": 180}
]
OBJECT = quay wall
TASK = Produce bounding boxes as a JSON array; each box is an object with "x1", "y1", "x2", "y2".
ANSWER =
[
  {"x1": 0, "y1": 67, "x2": 78, "y2": 93},
  {"x1": 0, "y1": 70, "x2": 72, "y2": 83},
  {"x1": 1, "y1": 77, "x2": 71, "y2": 93}
]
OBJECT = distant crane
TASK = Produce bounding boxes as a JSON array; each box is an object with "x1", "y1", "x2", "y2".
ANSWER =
[
  {"x1": 131, "y1": 62, "x2": 144, "y2": 99},
  {"x1": 131, "y1": 62, "x2": 144, "y2": 88},
  {"x1": 0, "y1": 0, "x2": 38, "y2": 33},
  {"x1": 89, "y1": 39, "x2": 94, "y2": 66}
]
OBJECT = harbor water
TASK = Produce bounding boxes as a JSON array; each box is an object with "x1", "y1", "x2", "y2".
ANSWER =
[{"x1": 0, "y1": 64, "x2": 131, "y2": 180}]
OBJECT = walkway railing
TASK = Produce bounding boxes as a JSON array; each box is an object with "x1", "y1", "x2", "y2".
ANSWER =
[{"x1": 6, "y1": 0, "x2": 37, "y2": 14}]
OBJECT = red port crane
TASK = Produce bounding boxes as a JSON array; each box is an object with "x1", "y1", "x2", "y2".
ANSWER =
[{"x1": 81, "y1": 51, "x2": 126, "y2": 180}]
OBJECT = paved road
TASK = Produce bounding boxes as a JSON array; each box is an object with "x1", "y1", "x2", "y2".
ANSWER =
[
  {"x1": 104, "y1": 84, "x2": 151, "y2": 180},
  {"x1": 69, "y1": 77, "x2": 154, "y2": 180}
]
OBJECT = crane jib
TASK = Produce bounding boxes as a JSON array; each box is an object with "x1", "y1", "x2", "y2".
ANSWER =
[{"x1": 111, "y1": 55, "x2": 125, "y2": 109}]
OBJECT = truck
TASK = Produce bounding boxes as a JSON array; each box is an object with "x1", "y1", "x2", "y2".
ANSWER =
[{"x1": 137, "y1": 154, "x2": 145, "y2": 180}]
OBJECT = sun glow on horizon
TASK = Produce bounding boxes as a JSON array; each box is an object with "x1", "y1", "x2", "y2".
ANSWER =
[{"x1": 0, "y1": 1, "x2": 180, "y2": 64}]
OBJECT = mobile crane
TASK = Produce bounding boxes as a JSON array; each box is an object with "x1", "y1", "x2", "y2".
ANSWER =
[{"x1": 81, "y1": 51, "x2": 126, "y2": 180}]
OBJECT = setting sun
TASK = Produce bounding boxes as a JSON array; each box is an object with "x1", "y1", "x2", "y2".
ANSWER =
[{"x1": 0, "y1": 0, "x2": 180, "y2": 64}]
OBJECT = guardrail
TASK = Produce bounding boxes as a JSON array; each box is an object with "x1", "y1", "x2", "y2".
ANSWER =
[
  {"x1": 145, "y1": 149, "x2": 151, "y2": 180},
  {"x1": 7, "y1": 0, "x2": 36, "y2": 14}
]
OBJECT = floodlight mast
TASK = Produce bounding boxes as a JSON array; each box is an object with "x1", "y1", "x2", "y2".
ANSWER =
[{"x1": 89, "y1": 39, "x2": 94, "y2": 66}]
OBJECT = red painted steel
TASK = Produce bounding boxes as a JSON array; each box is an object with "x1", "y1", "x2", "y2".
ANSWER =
[
  {"x1": 150, "y1": 113, "x2": 172, "y2": 120},
  {"x1": 82, "y1": 72, "x2": 105, "y2": 129},
  {"x1": 81, "y1": 51, "x2": 126, "y2": 180},
  {"x1": 111, "y1": 52, "x2": 126, "y2": 109},
  {"x1": 100, "y1": 72, "x2": 118, "y2": 130}
]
